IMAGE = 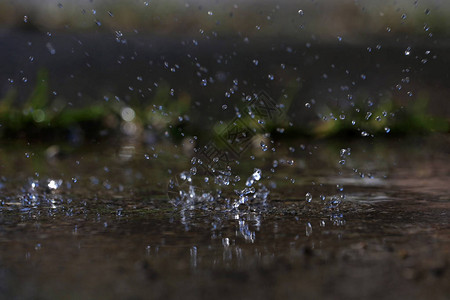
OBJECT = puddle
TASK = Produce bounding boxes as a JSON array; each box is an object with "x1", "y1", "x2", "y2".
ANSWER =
[{"x1": 0, "y1": 135, "x2": 448, "y2": 299}]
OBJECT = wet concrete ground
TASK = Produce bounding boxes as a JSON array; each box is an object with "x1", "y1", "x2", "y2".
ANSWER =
[{"x1": 0, "y1": 135, "x2": 448, "y2": 299}]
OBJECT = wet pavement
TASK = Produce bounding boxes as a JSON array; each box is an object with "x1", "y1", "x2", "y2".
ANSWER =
[{"x1": 0, "y1": 135, "x2": 448, "y2": 299}]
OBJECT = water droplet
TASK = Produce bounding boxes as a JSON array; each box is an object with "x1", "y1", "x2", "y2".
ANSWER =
[
  {"x1": 260, "y1": 141, "x2": 268, "y2": 151},
  {"x1": 222, "y1": 104, "x2": 228, "y2": 110},
  {"x1": 246, "y1": 168, "x2": 262, "y2": 187},
  {"x1": 425, "y1": 8, "x2": 430, "y2": 15},
  {"x1": 361, "y1": 131, "x2": 369, "y2": 137},
  {"x1": 190, "y1": 167, "x2": 197, "y2": 175},
  {"x1": 298, "y1": 9, "x2": 304, "y2": 16},
  {"x1": 47, "y1": 179, "x2": 62, "y2": 190},
  {"x1": 405, "y1": 47, "x2": 411, "y2": 56},
  {"x1": 46, "y1": 43, "x2": 56, "y2": 55},
  {"x1": 401, "y1": 13, "x2": 407, "y2": 20},
  {"x1": 384, "y1": 127, "x2": 390, "y2": 133},
  {"x1": 305, "y1": 102, "x2": 311, "y2": 108},
  {"x1": 24, "y1": 16, "x2": 28, "y2": 23},
  {"x1": 268, "y1": 74, "x2": 274, "y2": 80},
  {"x1": 252, "y1": 168, "x2": 262, "y2": 181},
  {"x1": 305, "y1": 222, "x2": 312, "y2": 236},
  {"x1": 305, "y1": 192, "x2": 312, "y2": 203}
]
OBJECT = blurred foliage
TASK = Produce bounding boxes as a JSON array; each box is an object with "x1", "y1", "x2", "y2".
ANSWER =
[
  {"x1": 0, "y1": 69, "x2": 448, "y2": 144},
  {"x1": 0, "y1": 69, "x2": 111, "y2": 142},
  {"x1": 314, "y1": 96, "x2": 449, "y2": 138}
]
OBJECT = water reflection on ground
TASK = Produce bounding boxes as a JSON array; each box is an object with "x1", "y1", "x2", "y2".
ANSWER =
[{"x1": 0, "y1": 135, "x2": 449, "y2": 299}]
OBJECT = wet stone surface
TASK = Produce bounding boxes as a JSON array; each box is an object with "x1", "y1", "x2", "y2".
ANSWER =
[{"x1": 0, "y1": 135, "x2": 449, "y2": 299}]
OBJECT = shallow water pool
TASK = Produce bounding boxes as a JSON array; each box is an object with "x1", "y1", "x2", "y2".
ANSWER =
[{"x1": 0, "y1": 135, "x2": 449, "y2": 299}]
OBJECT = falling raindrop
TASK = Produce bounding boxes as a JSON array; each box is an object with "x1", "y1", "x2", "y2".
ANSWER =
[
  {"x1": 405, "y1": 47, "x2": 411, "y2": 56},
  {"x1": 260, "y1": 141, "x2": 268, "y2": 151},
  {"x1": 305, "y1": 222, "x2": 312, "y2": 236}
]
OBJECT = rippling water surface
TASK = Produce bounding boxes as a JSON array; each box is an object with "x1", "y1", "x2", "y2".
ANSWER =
[{"x1": 0, "y1": 135, "x2": 448, "y2": 299}]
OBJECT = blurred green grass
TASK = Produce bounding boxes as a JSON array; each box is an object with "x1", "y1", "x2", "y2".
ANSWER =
[{"x1": 0, "y1": 68, "x2": 448, "y2": 143}]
